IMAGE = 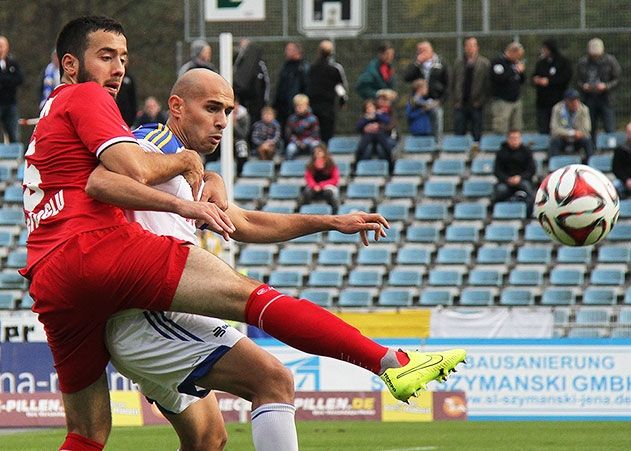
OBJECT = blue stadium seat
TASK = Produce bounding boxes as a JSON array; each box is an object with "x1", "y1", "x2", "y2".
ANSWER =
[
  {"x1": 348, "y1": 267, "x2": 384, "y2": 287},
  {"x1": 377, "y1": 223, "x2": 403, "y2": 244},
  {"x1": 468, "y1": 268, "x2": 503, "y2": 287},
  {"x1": 0, "y1": 165, "x2": 12, "y2": 182},
  {"x1": 0, "y1": 230, "x2": 13, "y2": 247},
  {"x1": 557, "y1": 246, "x2": 592, "y2": 264},
  {"x1": 548, "y1": 155, "x2": 582, "y2": 172},
  {"x1": 470, "y1": 156, "x2": 495, "y2": 175},
  {"x1": 327, "y1": 230, "x2": 361, "y2": 244},
  {"x1": 387, "y1": 267, "x2": 423, "y2": 287},
  {"x1": 522, "y1": 133, "x2": 550, "y2": 151},
  {"x1": 0, "y1": 143, "x2": 23, "y2": 159},
  {"x1": 279, "y1": 160, "x2": 307, "y2": 177},
  {"x1": 337, "y1": 161, "x2": 352, "y2": 177},
  {"x1": 0, "y1": 292, "x2": 16, "y2": 309},
  {"x1": 508, "y1": 267, "x2": 544, "y2": 286},
  {"x1": 290, "y1": 232, "x2": 323, "y2": 245},
  {"x1": 596, "y1": 132, "x2": 625, "y2": 150},
  {"x1": 376, "y1": 203, "x2": 409, "y2": 222},
  {"x1": 237, "y1": 247, "x2": 274, "y2": 266},
  {"x1": 460, "y1": 288, "x2": 495, "y2": 306},
  {"x1": 419, "y1": 288, "x2": 454, "y2": 306},
  {"x1": 346, "y1": 182, "x2": 380, "y2": 199},
  {"x1": 428, "y1": 268, "x2": 464, "y2": 286},
  {"x1": 423, "y1": 179, "x2": 457, "y2": 198},
  {"x1": 307, "y1": 268, "x2": 345, "y2": 288},
  {"x1": 445, "y1": 224, "x2": 479, "y2": 242},
  {"x1": 19, "y1": 292, "x2": 34, "y2": 310},
  {"x1": 611, "y1": 328, "x2": 631, "y2": 338},
  {"x1": 356, "y1": 159, "x2": 389, "y2": 177},
  {"x1": 0, "y1": 270, "x2": 26, "y2": 289},
  {"x1": 3, "y1": 184, "x2": 22, "y2": 204},
  {"x1": 262, "y1": 204, "x2": 294, "y2": 214},
  {"x1": 479, "y1": 134, "x2": 505, "y2": 152},
  {"x1": 476, "y1": 245, "x2": 513, "y2": 264},
  {"x1": 338, "y1": 201, "x2": 372, "y2": 215},
  {"x1": 16, "y1": 164, "x2": 24, "y2": 181},
  {"x1": 299, "y1": 288, "x2": 336, "y2": 307},
  {"x1": 299, "y1": 204, "x2": 333, "y2": 215},
  {"x1": 516, "y1": 246, "x2": 553, "y2": 264},
  {"x1": 356, "y1": 248, "x2": 391, "y2": 266},
  {"x1": 403, "y1": 135, "x2": 437, "y2": 153},
  {"x1": 590, "y1": 266, "x2": 626, "y2": 286},
  {"x1": 524, "y1": 222, "x2": 552, "y2": 242},
  {"x1": 432, "y1": 159, "x2": 466, "y2": 175},
  {"x1": 567, "y1": 328, "x2": 602, "y2": 338},
  {"x1": 436, "y1": 246, "x2": 472, "y2": 265},
  {"x1": 484, "y1": 223, "x2": 520, "y2": 243},
  {"x1": 278, "y1": 247, "x2": 313, "y2": 266},
  {"x1": 587, "y1": 154, "x2": 613, "y2": 173},
  {"x1": 338, "y1": 288, "x2": 374, "y2": 307},
  {"x1": 406, "y1": 224, "x2": 441, "y2": 243},
  {"x1": 454, "y1": 202, "x2": 487, "y2": 220},
  {"x1": 441, "y1": 135, "x2": 472, "y2": 153},
  {"x1": 0, "y1": 208, "x2": 24, "y2": 226},
  {"x1": 618, "y1": 309, "x2": 631, "y2": 325},
  {"x1": 241, "y1": 268, "x2": 269, "y2": 282},
  {"x1": 575, "y1": 308, "x2": 609, "y2": 326},
  {"x1": 550, "y1": 267, "x2": 584, "y2": 286},
  {"x1": 625, "y1": 287, "x2": 631, "y2": 305},
  {"x1": 393, "y1": 159, "x2": 427, "y2": 177},
  {"x1": 241, "y1": 160, "x2": 275, "y2": 179},
  {"x1": 462, "y1": 179, "x2": 494, "y2": 197},
  {"x1": 492, "y1": 201, "x2": 527, "y2": 219},
  {"x1": 541, "y1": 288, "x2": 576, "y2": 305},
  {"x1": 318, "y1": 247, "x2": 354, "y2": 266},
  {"x1": 618, "y1": 200, "x2": 631, "y2": 219},
  {"x1": 499, "y1": 288, "x2": 535, "y2": 306},
  {"x1": 328, "y1": 136, "x2": 359, "y2": 154},
  {"x1": 606, "y1": 223, "x2": 631, "y2": 241},
  {"x1": 582, "y1": 288, "x2": 617, "y2": 305},
  {"x1": 384, "y1": 181, "x2": 418, "y2": 199},
  {"x1": 268, "y1": 270, "x2": 303, "y2": 288},
  {"x1": 378, "y1": 289, "x2": 413, "y2": 306},
  {"x1": 414, "y1": 203, "x2": 449, "y2": 221},
  {"x1": 233, "y1": 183, "x2": 264, "y2": 202},
  {"x1": 6, "y1": 250, "x2": 27, "y2": 268},
  {"x1": 597, "y1": 245, "x2": 631, "y2": 264},
  {"x1": 396, "y1": 245, "x2": 432, "y2": 266},
  {"x1": 204, "y1": 161, "x2": 222, "y2": 173},
  {"x1": 269, "y1": 182, "x2": 301, "y2": 200}
]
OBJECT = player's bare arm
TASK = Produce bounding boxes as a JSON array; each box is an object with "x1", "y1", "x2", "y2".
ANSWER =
[{"x1": 201, "y1": 171, "x2": 229, "y2": 211}]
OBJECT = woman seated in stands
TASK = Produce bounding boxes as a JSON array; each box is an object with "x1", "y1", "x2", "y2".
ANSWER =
[{"x1": 299, "y1": 142, "x2": 340, "y2": 213}]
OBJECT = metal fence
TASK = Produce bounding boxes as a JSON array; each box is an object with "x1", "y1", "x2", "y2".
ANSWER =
[{"x1": 185, "y1": 0, "x2": 631, "y2": 135}]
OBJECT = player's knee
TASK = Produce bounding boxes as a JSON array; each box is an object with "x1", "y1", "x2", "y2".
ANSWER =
[
  {"x1": 181, "y1": 427, "x2": 228, "y2": 451},
  {"x1": 258, "y1": 358, "x2": 295, "y2": 403}
]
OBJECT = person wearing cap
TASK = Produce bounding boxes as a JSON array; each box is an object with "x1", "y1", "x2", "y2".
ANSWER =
[
  {"x1": 531, "y1": 38, "x2": 572, "y2": 134},
  {"x1": 576, "y1": 38, "x2": 621, "y2": 136},
  {"x1": 178, "y1": 39, "x2": 217, "y2": 77},
  {"x1": 549, "y1": 88, "x2": 593, "y2": 162}
]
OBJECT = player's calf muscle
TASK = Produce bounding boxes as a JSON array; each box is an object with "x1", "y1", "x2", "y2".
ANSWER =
[{"x1": 171, "y1": 246, "x2": 258, "y2": 321}]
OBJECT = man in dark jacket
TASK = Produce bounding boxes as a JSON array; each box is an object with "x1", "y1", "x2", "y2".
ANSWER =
[
  {"x1": 493, "y1": 129, "x2": 536, "y2": 215},
  {"x1": 451, "y1": 37, "x2": 490, "y2": 142},
  {"x1": 490, "y1": 42, "x2": 525, "y2": 134},
  {"x1": 613, "y1": 122, "x2": 631, "y2": 199},
  {"x1": 403, "y1": 40, "x2": 449, "y2": 142},
  {"x1": 234, "y1": 38, "x2": 270, "y2": 123},
  {"x1": 307, "y1": 40, "x2": 348, "y2": 144},
  {"x1": 273, "y1": 42, "x2": 309, "y2": 133},
  {"x1": 355, "y1": 42, "x2": 395, "y2": 100},
  {"x1": 0, "y1": 36, "x2": 23, "y2": 143},
  {"x1": 531, "y1": 38, "x2": 572, "y2": 134}
]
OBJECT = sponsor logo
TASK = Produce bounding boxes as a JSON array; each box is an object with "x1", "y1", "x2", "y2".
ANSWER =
[{"x1": 285, "y1": 356, "x2": 320, "y2": 390}]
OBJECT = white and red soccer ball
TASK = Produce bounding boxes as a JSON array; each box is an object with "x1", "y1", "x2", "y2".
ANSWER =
[{"x1": 534, "y1": 164, "x2": 619, "y2": 246}]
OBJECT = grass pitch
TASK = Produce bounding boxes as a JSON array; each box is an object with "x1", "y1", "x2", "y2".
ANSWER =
[{"x1": 3, "y1": 421, "x2": 630, "y2": 450}]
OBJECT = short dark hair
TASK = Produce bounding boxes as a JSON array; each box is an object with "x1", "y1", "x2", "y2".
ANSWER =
[
  {"x1": 378, "y1": 41, "x2": 393, "y2": 54},
  {"x1": 56, "y1": 16, "x2": 125, "y2": 78}
]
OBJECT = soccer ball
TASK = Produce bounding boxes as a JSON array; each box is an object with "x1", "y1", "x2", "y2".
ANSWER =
[{"x1": 534, "y1": 164, "x2": 619, "y2": 246}]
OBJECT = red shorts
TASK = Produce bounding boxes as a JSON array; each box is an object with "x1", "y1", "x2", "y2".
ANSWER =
[{"x1": 28, "y1": 223, "x2": 190, "y2": 393}]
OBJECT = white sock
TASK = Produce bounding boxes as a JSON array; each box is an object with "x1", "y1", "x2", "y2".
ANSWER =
[{"x1": 251, "y1": 403, "x2": 298, "y2": 451}]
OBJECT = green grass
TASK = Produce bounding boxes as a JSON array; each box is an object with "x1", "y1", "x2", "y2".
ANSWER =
[{"x1": 3, "y1": 421, "x2": 631, "y2": 450}]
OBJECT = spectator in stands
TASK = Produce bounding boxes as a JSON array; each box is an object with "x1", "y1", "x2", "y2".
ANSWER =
[
  {"x1": 355, "y1": 99, "x2": 396, "y2": 173},
  {"x1": 375, "y1": 88, "x2": 399, "y2": 141},
  {"x1": 355, "y1": 41, "x2": 395, "y2": 100},
  {"x1": 405, "y1": 79, "x2": 434, "y2": 137},
  {"x1": 178, "y1": 39, "x2": 216, "y2": 76},
  {"x1": 39, "y1": 49, "x2": 61, "y2": 110},
  {"x1": 307, "y1": 39, "x2": 348, "y2": 144},
  {"x1": 234, "y1": 38, "x2": 270, "y2": 123},
  {"x1": 451, "y1": 36, "x2": 490, "y2": 143},
  {"x1": 493, "y1": 129, "x2": 536, "y2": 215},
  {"x1": 233, "y1": 96, "x2": 251, "y2": 175},
  {"x1": 403, "y1": 40, "x2": 449, "y2": 142},
  {"x1": 115, "y1": 70, "x2": 137, "y2": 126},
  {"x1": 0, "y1": 36, "x2": 23, "y2": 143},
  {"x1": 549, "y1": 89, "x2": 593, "y2": 162},
  {"x1": 531, "y1": 38, "x2": 572, "y2": 134},
  {"x1": 490, "y1": 42, "x2": 526, "y2": 134},
  {"x1": 299, "y1": 142, "x2": 340, "y2": 214},
  {"x1": 133, "y1": 96, "x2": 168, "y2": 128},
  {"x1": 612, "y1": 122, "x2": 631, "y2": 199},
  {"x1": 285, "y1": 94, "x2": 320, "y2": 160},
  {"x1": 251, "y1": 106, "x2": 282, "y2": 160},
  {"x1": 576, "y1": 38, "x2": 621, "y2": 137},
  {"x1": 273, "y1": 42, "x2": 309, "y2": 133}
]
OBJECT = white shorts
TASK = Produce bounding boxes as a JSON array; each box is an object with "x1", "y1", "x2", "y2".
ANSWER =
[{"x1": 105, "y1": 309, "x2": 245, "y2": 414}]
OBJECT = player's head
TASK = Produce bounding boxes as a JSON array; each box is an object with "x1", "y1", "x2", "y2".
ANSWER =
[
  {"x1": 168, "y1": 68, "x2": 234, "y2": 155},
  {"x1": 56, "y1": 16, "x2": 127, "y2": 97}
]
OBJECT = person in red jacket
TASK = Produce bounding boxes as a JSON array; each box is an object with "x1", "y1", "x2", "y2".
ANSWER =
[{"x1": 300, "y1": 142, "x2": 340, "y2": 213}]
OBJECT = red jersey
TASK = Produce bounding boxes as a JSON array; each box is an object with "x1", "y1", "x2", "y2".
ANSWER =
[{"x1": 21, "y1": 82, "x2": 138, "y2": 276}]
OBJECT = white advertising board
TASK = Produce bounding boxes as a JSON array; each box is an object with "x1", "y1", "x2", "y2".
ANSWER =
[{"x1": 205, "y1": 0, "x2": 265, "y2": 22}]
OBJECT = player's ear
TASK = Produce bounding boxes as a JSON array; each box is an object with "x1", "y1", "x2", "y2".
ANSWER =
[
  {"x1": 61, "y1": 54, "x2": 79, "y2": 80},
  {"x1": 168, "y1": 95, "x2": 183, "y2": 118}
]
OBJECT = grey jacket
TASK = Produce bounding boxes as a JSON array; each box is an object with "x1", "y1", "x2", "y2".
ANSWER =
[
  {"x1": 550, "y1": 101, "x2": 591, "y2": 139},
  {"x1": 451, "y1": 55, "x2": 491, "y2": 108}
]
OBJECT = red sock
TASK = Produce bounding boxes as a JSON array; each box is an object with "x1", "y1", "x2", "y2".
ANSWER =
[
  {"x1": 59, "y1": 433, "x2": 104, "y2": 451},
  {"x1": 245, "y1": 284, "x2": 409, "y2": 374}
]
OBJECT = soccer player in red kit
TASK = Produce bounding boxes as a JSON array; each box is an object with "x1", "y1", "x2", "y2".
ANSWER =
[{"x1": 22, "y1": 16, "x2": 465, "y2": 450}]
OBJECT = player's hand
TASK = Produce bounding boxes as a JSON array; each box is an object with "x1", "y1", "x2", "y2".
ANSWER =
[
  {"x1": 333, "y1": 212, "x2": 389, "y2": 246},
  {"x1": 175, "y1": 199, "x2": 235, "y2": 240},
  {"x1": 180, "y1": 149, "x2": 204, "y2": 199},
  {"x1": 201, "y1": 171, "x2": 229, "y2": 211}
]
